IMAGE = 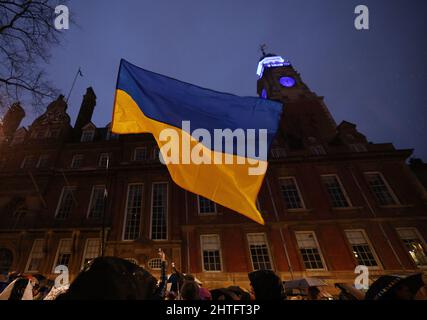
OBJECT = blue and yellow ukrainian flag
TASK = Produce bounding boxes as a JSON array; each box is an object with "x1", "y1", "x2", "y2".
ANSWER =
[{"x1": 112, "y1": 59, "x2": 282, "y2": 225}]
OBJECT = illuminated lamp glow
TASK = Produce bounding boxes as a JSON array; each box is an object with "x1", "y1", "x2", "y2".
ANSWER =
[
  {"x1": 279, "y1": 76, "x2": 296, "y2": 88},
  {"x1": 257, "y1": 56, "x2": 291, "y2": 78}
]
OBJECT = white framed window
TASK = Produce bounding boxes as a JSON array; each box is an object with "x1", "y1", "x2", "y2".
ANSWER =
[
  {"x1": 71, "y1": 154, "x2": 84, "y2": 169},
  {"x1": 350, "y1": 143, "x2": 367, "y2": 152},
  {"x1": 150, "y1": 182, "x2": 168, "y2": 241},
  {"x1": 123, "y1": 184, "x2": 144, "y2": 240},
  {"x1": 98, "y1": 153, "x2": 110, "y2": 168},
  {"x1": 26, "y1": 239, "x2": 45, "y2": 272},
  {"x1": 55, "y1": 186, "x2": 76, "y2": 219},
  {"x1": 53, "y1": 239, "x2": 72, "y2": 270},
  {"x1": 279, "y1": 177, "x2": 305, "y2": 209},
  {"x1": 198, "y1": 196, "x2": 217, "y2": 215},
  {"x1": 201, "y1": 234, "x2": 222, "y2": 272},
  {"x1": 37, "y1": 155, "x2": 50, "y2": 169},
  {"x1": 148, "y1": 258, "x2": 162, "y2": 270},
  {"x1": 133, "y1": 147, "x2": 147, "y2": 161},
  {"x1": 295, "y1": 231, "x2": 326, "y2": 270},
  {"x1": 247, "y1": 233, "x2": 273, "y2": 271},
  {"x1": 345, "y1": 230, "x2": 380, "y2": 268},
  {"x1": 321, "y1": 174, "x2": 351, "y2": 208},
  {"x1": 364, "y1": 172, "x2": 399, "y2": 206},
  {"x1": 310, "y1": 145, "x2": 326, "y2": 156},
  {"x1": 81, "y1": 238, "x2": 101, "y2": 269},
  {"x1": 21, "y1": 155, "x2": 36, "y2": 169},
  {"x1": 396, "y1": 228, "x2": 427, "y2": 267},
  {"x1": 81, "y1": 130, "x2": 95, "y2": 142},
  {"x1": 87, "y1": 185, "x2": 106, "y2": 219}
]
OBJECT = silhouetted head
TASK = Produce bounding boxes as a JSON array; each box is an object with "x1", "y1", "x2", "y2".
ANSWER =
[
  {"x1": 57, "y1": 257, "x2": 158, "y2": 300},
  {"x1": 181, "y1": 280, "x2": 200, "y2": 300},
  {"x1": 248, "y1": 270, "x2": 284, "y2": 300}
]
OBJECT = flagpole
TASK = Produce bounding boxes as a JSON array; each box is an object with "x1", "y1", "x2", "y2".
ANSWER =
[
  {"x1": 101, "y1": 157, "x2": 110, "y2": 257},
  {"x1": 66, "y1": 68, "x2": 83, "y2": 103}
]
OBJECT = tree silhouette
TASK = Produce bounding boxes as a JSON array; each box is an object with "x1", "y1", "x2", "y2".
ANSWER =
[{"x1": 0, "y1": 0, "x2": 70, "y2": 113}]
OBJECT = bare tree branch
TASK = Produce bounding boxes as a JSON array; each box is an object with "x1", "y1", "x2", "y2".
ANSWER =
[{"x1": 0, "y1": 0, "x2": 71, "y2": 113}]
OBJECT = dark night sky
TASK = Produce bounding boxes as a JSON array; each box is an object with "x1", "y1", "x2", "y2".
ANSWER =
[{"x1": 27, "y1": 0, "x2": 427, "y2": 159}]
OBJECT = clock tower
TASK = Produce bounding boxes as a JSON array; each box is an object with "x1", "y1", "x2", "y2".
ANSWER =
[{"x1": 256, "y1": 53, "x2": 338, "y2": 147}]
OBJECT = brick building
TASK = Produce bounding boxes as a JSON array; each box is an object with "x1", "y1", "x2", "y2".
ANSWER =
[{"x1": 0, "y1": 55, "x2": 426, "y2": 290}]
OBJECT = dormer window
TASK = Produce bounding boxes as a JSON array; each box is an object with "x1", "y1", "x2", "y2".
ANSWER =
[
  {"x1": 81, "y1": 130, "x2": 95, "y2": 142},
  {"x1": 98, "y1": 153, "x2": 110, "y2": 168},
  {"x1": 270, "y1": 147, "x2": 287, "y2": 159},
  {"x1": 49, "y1": 129, "x2": 61, "y2": 138},
  {"x1": 37, "y1": 155, "x2": 50, "y2": 169},
  {"x1": 350, "y1": 143, "x2": 367, "y2": 153},
  {"x1": 310, "y1": 145, "x2": 326, "y2": 156},
  {"x1": 71, "y1": 154, "x2": 84, "y2": 169},
  {"x1": 133, "y1": 147, "x2": 147, "y2": 161},
  {"x1": 21, "y1": 155, "x2": 36, "y2": 169}
]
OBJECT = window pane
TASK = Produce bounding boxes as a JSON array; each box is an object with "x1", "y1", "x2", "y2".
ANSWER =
[
  {"x1": 54, "y1": 239, "x2": 72, "y2": 269},
  {"x1": 397, "y1": 228, "x2": 427, "y2": 267},
  {"x1": 345, "y1": 231, "x2": 378, "y2": 267},
  {"x1": 198, "y1": 196, "x2": 216, "y2": 214},
  {"x1": 88, "y1": 186, "x2": 106, "y2": 219},
  {"x1": 27, "y1": 239, "x2": 45, "y2": 272},
  {"x1": 98, "y1": 153, "x2": 109, "y2": 168},
  {"x1": 201, "y1": 235, "x2": 222, "y2": 271},
  {"x1": 296, "y1": 232, "x2": 324, "y2": 270},
  {"x1": 56, "y1": 187, "x2": 76, "y2": 219},
  {"x1": 123, "y1": 184, "x2": 143, "y2": 240},
  {"x1": 247, "y1": 233, "x2": 272, "y2": 270},
  {"x1": 82, "y1": 239, "x2": 100, "y2": 269},
  {"x1": 71, "y1": 155, "x2": 84, "y2": 169},
  {"x1": 134, "y1": 148, "x2": 147, "y2": 161},
  {"x1": 365, "y1": 173, "x2": 397, "y2": 205},
  {"x1": 321, "y1": 175, "x2": 349, "y2": 208},
  {"x1": 151, "y1": 183, "x2": 168, "y2": 240},
  {"x1": 37, "y1": 155, "x2": 50, "y2": 168},
  {"x1": 279, "y1": 178, "x2": 303, "y2": 209}
]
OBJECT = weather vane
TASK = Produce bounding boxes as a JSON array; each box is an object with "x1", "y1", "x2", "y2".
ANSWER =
[{"x1": 259, "y1": 44, "x2": 267, "y2": 56}]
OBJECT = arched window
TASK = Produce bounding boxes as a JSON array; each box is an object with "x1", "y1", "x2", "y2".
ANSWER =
[
  {"x1": 147, "y1": 258, "x2": 162, "y2": 270},
  {"x1": 0, "y1": 248, "x2": 13, "y2": 274}
]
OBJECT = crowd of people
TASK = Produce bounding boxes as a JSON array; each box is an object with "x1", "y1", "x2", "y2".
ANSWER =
[{"x1": 0, "y1": 250, "x2": 425, "y2": 300}]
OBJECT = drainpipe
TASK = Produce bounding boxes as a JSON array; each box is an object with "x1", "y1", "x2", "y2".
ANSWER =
[{"x1": 266, "y1": 174, "x2": 295, "y2": 279}]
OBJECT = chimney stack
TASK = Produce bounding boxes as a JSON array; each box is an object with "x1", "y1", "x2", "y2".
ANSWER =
[{"x1": 74, "y1": 87, "x2": 97, "y2": 132}]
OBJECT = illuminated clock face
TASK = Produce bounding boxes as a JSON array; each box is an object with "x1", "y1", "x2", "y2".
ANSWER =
[{"x1": 279, "y1": 76, "x2": 296, "y2": 88}]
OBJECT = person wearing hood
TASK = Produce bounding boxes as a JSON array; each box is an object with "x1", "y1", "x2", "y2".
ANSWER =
[{"x1": 248, "y1": 270, "x2": 285, "y2": 300}]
